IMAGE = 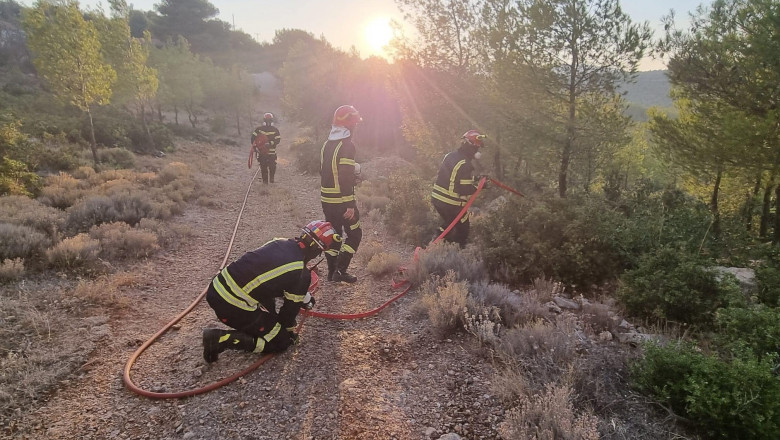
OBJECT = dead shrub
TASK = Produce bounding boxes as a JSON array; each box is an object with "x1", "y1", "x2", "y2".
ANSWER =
[
  {"x1": 65, "y1": 192, "x2": 156, "y2": 233},
  {"x1": 0, "y1": 223, "x2": 51, "y2": 262},
  {"x1": 463, "y1": 304, "x2": 502, "y2": 346},
  {"x1": 89, "y1": 222, "x2": 159, "y2": 260},
  {"x1": 71, "y1": 166, "x2": 96, "y2": 180},
  {"x1": 366, "y1": 252, "x2": 402, "y2": 277},
  {"x1": 38, "y1": 173, "x2": 85, "y2": 209},
  {"x1": 419, "y1": 271, "x2": 472, "y2": 336},
  {"x1": 408, "y1": 241, "x2": 487, "y2": 286},
  {"x1": 0, "y1": 258, "x2": 24, "y2": 282},
  {"x1": 358, "y1": 240, "x2": 383, "y2": 263},
  {"x1": 498, "y1": 315, "x2": 579, "y2": 385},
  {"x1": 470, "y1": 281, "x2": 550, "y2": 328},
  {"x1": 359, "y1": 195, "x2": 391, "y2": 213},
  {"x1": 499, "y1": 383, "x2": 600, "y2": 440},
  {"x1": 0, "y1": 195, "x2": 64, "y2": 238},
  {"x1": 532, "y1": 277, "x2": 565, "y2": 304},
  {"x1": 491, "y1": 365, "x2": 530, "y2": 403},
  {"x1": 46, "y1": 233, "x2": 100, "y2": 271},
  {"x1": 157, "y1": 161, "x2": 191, "y2": 184},
  {"x1": 137, "y1": 218, "x2": 195, "y2": 249},
  {"x1": 580, "y1": 302, "x2": 616, "y2": 334}
]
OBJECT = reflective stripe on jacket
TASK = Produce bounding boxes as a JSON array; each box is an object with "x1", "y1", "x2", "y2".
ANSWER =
[
  {"x1": 211, "y1": 238, "x2": 311, "y2": 326},
  {"x1": 431, "y1": 148, "x2": 476, "y2": 207},
  {"x1": 320, "y1": 137, "x2": 357, "y2": 207}
]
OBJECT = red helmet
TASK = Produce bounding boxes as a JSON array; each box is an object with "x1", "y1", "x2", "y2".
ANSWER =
[
  {"x1": 263, "y1": 112, "x2": 274, "y2": 123},
  {"x1": 332, "y1": 105, "x2": 362, "y2": 129},
  {"x1": 301, "y1": 220, "x2": 338, "y2": 251},
  {"x1": 461, "y1": 130, "x2": 486, "y2": 147}
]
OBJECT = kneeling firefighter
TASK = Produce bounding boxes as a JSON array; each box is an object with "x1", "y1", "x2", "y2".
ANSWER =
[{"x1": 202, "y1": 220, "x2": 339, "y2": 363}]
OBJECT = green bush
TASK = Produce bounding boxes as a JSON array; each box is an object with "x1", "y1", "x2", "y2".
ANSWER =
[
  {"x1": 289, "y1": 137, "x2": 320, "y2": 175},
  {"x1": 617, "y1": 247, "x2": 743, "y2": 326},
  {"x1": 0, "y1": 157, "x2": 42, "y2": 197},
  {"x1": 714, "y1": 305, "x2": 780, "y2": 360},
  {"x1": 97, "y1": 147, "x2": 135, "y2": 169},
  {"x1": 475, "y1": 195, "x2": 633, "y2": 289},
  {"x1": 384, "y1": 172, "x2": 439, "y2": 246},
  {"x1": 65, "y1": 193, "x2": 155, "y2": 233},
  {"x1": 755, "y1": 264, "x2": 780, "y2": 307},
  {"x1": 632, "y1": 342, "x2": 780, "y2": 439}
]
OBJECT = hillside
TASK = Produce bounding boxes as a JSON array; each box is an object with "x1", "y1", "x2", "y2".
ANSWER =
[{"x1": 620, "y1": 70, "x2": 673, "y2": 121}]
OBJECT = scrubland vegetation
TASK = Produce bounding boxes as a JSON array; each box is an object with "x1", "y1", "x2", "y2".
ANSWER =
[{"x1": 2, "y1": 0, "x2": 779, "y2": 438}]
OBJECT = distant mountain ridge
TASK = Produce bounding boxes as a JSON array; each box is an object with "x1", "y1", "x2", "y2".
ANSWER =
[{"x1": 621, "y1": 70, "x2": 672, "y2": 109}]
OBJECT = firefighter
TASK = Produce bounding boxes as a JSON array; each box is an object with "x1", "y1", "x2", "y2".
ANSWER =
[
  {"x1": 431, "y1": 129, "x2": 486, "y2": 248},
  {"x1": 320, "y1": 105, "x2": 363, "y2": 283},
  {"x1": 202, "y1": 220, "x2": 339, "y2": 363},
  {"x1": 250, "y1": 112, "x2": 281, "y2": 184}
]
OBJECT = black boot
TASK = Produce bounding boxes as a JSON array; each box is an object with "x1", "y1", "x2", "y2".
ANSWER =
[
  {"x1": 202, "y1": 329, "x2": 257, "y2": 363},
  {"x1": 269, "y1": 164, "x2": 276, "y2": 183},
  {"x1": 333, "y1": 253, "x2": 357, "y2": 283}
]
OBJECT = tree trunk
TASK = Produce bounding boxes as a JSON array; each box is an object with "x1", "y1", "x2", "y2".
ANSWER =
[
  {"x1": 760, "y1": 174, "x2": 775, "y2": 238},
  {"x1": 559, "y1": 41, "x2": 578, "y2": 198},
  {"x1": 235, "y1": 109, "x2": 241, "y2": 136},
  {"x1": 774, "y1": 184, "x2": 780, "y2": 245},
  {"x1": 157, "y1": 104, "x2": 163, "y2": 123},
  {"x1": 710, "y1": 167, "x2": 722, "y2": 240},
  {"x1": 140, "y1": 103, "x2": 153, "y2": 149},
  {"x1": 746, "y1": 174, "x2": 761, "y2": 232},
  {"x1": 86, "y1": 106, "x2": 99, "y2": 165},
  {"x1": 174, "y1": 104, "x2": 179, "y2": 125},
  {"x1": 493, "y1": 126, "x2": 503, "y2": 180}
]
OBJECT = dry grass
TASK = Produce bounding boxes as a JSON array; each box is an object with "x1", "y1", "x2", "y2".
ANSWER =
[
  {"x1": 580, "y1": 302, "x2": 617, "y2": 334},
  {"x1": 366, "y1": 252, "x2": 402, "y2": 277},
  {"x1": 137, "y1": 218, "x2": 195, "y2": 249},
  {"x1": 499, "y1": 383, "x2": 600, "y2": 440},
  {"x1": 532, "y1": 277, "x2": 565, "y2": 304},
  {"x1": 70, "y1": 271, "x2": 141, "y2": 307},
  {"x1": 470, "y1": 281, "x2": 552, "y2": 328},
  {"x1": 419, "y1": 271, "x2": 472, "y2": 336},
  {"x1": 0, "y1": 258, "x2": 24, "y2": 282},
  {"x1": 45, "y1": 233, "x2": 101, "y2": 272},
  {"x1": 358, "y1": 240, "x2": 383, "y2": 263},
  {"x1": 89, "y1": 222, "x2": 160, "y2": 260}
]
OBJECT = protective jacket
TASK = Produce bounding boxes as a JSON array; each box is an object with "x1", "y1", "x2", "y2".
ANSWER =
[
  {"x1": 209, "y1": 239, "x2": 311, "y2": 336},
  {"x1": 320, "y1": 137, "x2": 357, "y2": 208},
  {"x1": 431, "y1": 147, "x2": 477, "y2": 207},
  {"x1": 252, "y1": 125, "x2": 281, "y2": 155}
]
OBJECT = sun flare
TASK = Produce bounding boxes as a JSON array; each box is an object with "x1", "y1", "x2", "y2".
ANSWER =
[{"x1": 364, "y1": 17, "x2": 393, "y2": 56}]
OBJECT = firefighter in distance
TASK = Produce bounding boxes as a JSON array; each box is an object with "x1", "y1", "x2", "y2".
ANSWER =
[
  {"x1": 250, "y1": 112, "x2": 281, "y2": 184},
  {"x1": 431, "y1": 129, "x2": 487, "y2": 248}
]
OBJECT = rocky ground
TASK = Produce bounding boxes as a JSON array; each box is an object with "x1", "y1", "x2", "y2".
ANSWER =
[{"x1": 5, "y1": 120, "x2": 507, "y2": 440}]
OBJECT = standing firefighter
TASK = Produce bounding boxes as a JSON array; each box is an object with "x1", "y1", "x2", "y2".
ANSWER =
[
  {"x1": 431, "y1": 129, "x2": 486, "y2": 248},
  {"x1": 320, "y1": 105, "x2": 363, "y2": 283},
  {"x1": 202, "y1": 220, "x2": 338, "y2": 363},
  {"x1": 250, "y1": 112, "x2": 281, "y2": 184}
]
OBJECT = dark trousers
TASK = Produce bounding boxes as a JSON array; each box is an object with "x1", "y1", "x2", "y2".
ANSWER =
[
  {"x1": 257, "y1": 154, "x2": 277, "y2": 183},
  {"x1": 322, "y1": 202, "x2": 362, "y2": 272},
  {"x1": 432, "y1": 200, "x2": 470, "y2": 248},
  {"x1": 205, "y1": 284, "x2": 292, "y2": 352}
]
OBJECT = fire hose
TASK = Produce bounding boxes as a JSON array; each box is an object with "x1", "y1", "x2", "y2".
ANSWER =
[{"x1": 123, "y1": 172, "x2": 521, "y2": 398}]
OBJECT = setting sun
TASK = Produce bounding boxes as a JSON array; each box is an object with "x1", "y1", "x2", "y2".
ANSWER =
[{"x1": 364, "y1": 17, "x2": 393, "y2": 57}]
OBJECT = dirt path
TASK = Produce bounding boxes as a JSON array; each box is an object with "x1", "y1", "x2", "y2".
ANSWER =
[{"x1": 9, "y1": 122, "x2": 504, "y2": 440}]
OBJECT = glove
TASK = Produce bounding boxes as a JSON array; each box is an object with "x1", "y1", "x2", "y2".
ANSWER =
[
  {"x1": 478, "y1": 175, "x2": 490, "y2": 188},
  {"x1": 302, "y1": 292, "x2": 316, "y2": 310}
]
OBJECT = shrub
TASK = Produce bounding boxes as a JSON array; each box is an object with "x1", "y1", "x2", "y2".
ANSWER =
[
  {"x1": 71, "y1": 165, "x2": 96, "y2": 180},
  {"x1": 38, "y1": 172, "x2": 83, "y2": 209},
  {"x1": 499, "y1": 383, "x2": 600, "y2": 440},
  {"x1": 137, "y1": 218, "x2": 194, "y2": 249},
  {"x1": 755, "y1": 264, "x2": 780, "y2": 307},
  {"x1": 89, "y1": 222, "x2": 159, "y2": 260},
  {"x1": 384, "y1": 172, "x2": 439, "y2": 246},
  {"x1": 0, "y1": 195, "x2": 64, "y2": 238},
  {"x1": 0, "y1": 258, "x2": 24, "y2": 282},
  {"x1": 289, "y1": 137, "x2": 320, "y2": 175},
  {"x1": 714, "y1": 305, "x2": 780, "y2": 360},
  {"x1": 366, "y1": 252, "x2": 402, "y2": 277},
  {"x1": 46, "y1": 233, "x2": 100, "y2": 271},
  {"x1": 65, "y1": 192, "x2": 155, "y2": 233},
  {"x1": 475, "y1": 195, "x2": 632, "y2": 289},
  {"x1": 419, "y1": 271, "x2": 472, "y2": 336},
  {"x1": 209, "y1": 115, "x2": 226, "y2": 134},
  {"x1": 0, "y1": 223, "x2": 51, "y2": 262},
  {"x1": 463, "y1": 304, "x2": 502, "y2": 346},
  {"x1": 0, "y1": 157, "x2": 42, "y2": 197},
  {"x1": 498, "y1": 316, "x2": 578, "y2": 385},
  {"x1": 157, "y1": 161, "x2": 190, "y2": 185},
  {"x1": 97, "y1": 147, "x2": 135, "y2": 169},
  {"x1": 469, "y1": 281, "x2": 545, "y2": 328},
  {"x1": 357, "y1": 240, "x2": 383, "y2": 264},
  {"x1": 617, "y1": 247, "x2": 743, "y2": 326},
  {"x1": 632, "y1": 342, "x2": 780, "y2": 439},
  {"x1": 407, "y1": 241, "x2": 487, "y2": 286}
]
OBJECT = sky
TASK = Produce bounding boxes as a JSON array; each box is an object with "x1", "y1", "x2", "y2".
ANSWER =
[{"x1": 28, "y1": 0, "x2": 707, "y2": 71}]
